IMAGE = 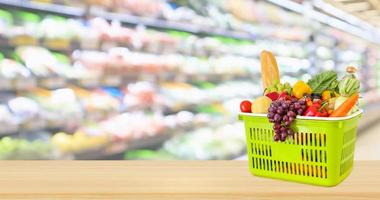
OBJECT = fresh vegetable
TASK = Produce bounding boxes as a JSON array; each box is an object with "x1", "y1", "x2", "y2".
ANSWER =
[
  {"x1": 349, "y1": 105, "x2": 359, "y2": 114},
  {"x1": 307, "y1": 71, "x2": 338, "y2": 94},
  {"x1": 265, "y1": 92, "x2": 279, "y2": 101},
  {"x1": 322, "y1": 91, "x2": 331, "y2": 100},
  {"x1": 264, "y1": 82, "x2": 292, "y2": 95},
  {"x1": 330, "y1": 93, "x2": 359, "y2": 117},
  {"x1": 239, "y1": 50, "x2": 363, "y2": 142},
  {"x1": 240, "y1": 100, "x2": 252, "y2": 113},
  {"x1": 327, "y1": 97, "x2": 337, "y2": 110},
  {"x1": 292, "y1": 81, "x2": 312, "y2": 98},
  {"x1": 328, "y1": 109, "x2": 333, "y2": 115},
  {"x1": 303, "y1": 101, "x2": 328, "y2": 117},
  {"x1": 334, "y1": 91, "x2": 340, "y2": 97},
  {"x1": 303, "y1": 106, "x2": 318, "y2": 117},
  {"x1": 334, "y1": 96, "x2": 348, "y2": 110},
  {"x1": 251, "y1": 96, "x2": 272, "y2": 114},
  {"x1": 315, "y1": 109, "x2": 328, "y2": 117},
  {"x1": 338, "y1": 66, "x2": 360, "y2": 97},
  {"x1": 311, "y1": 93, "x2": 322, "y2": 100},
  {"x1": 306, "y1": 98, "x2": 313, "y2": 107},
  {"x1": 260, "y1": 51, "x2": 280, "y2": 90},
  {"x1": 334, "y1": 96, "x2": 358, "y2": 115}
]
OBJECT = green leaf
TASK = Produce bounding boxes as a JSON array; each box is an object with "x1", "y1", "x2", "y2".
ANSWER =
[{"x1": 307, "y1": 71, "x2": 338, "y2": 94}]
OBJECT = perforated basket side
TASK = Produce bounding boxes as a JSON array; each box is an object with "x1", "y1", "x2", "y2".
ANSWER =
[
  {"x1": 246, "y1": 126, "x2": 330, "y2": 184},
  {"x1": 240, "y1": 112, "x2": 362, "y2": 186},
  {"x1": 339, "y1": 121, "x2": 358, "y2": 177}
]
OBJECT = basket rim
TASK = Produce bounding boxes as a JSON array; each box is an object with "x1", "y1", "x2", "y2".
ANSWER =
[{"x1": 239, "y1": 109, "x2": 363, "y2": 121}]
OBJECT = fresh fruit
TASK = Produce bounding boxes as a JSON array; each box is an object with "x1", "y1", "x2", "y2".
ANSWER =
[
  {"x1": 260, "y1": 50, "x2": 280, "y2": 90},
  {"x1": 265, "y1": 92, "x2": 279, "y2": 101},
  {"x1": 251, "y1": 96, "x2": 272, "y2": 114},
  {"x1": 330, "y1": 93, "x2": 359, "y2": 117},
  {"x1": 267, "y1": 98, "x2": 306, "y2": 142},
  {"x1": 241, "y1": 51, "x2": 363, "y2": 141},
  {"x1": 238, "y1": 51, "x2": 364, "y2": 145},
  {"x1": 279, "y1": 92, "x2": 290, "y2": 100},
  {"x1": 322, "y1": 91, "x2": 331, "y2": 100},
  {"x1": 240, "y1": 100, "x2": 252, "y2": 113},
  {"x1": 264, "y1": 82, "x2": 292, "y2": 95},
  {"x1": 292, "y1": 81, "x2": 312, "y2": 99}
]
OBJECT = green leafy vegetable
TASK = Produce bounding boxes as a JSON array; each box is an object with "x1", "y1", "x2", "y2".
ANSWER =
[
  {"x1": 307, "y1": 71, "x2": 338, "y2": 94},
  {"x1": 338, "y1": 74, "x2": 360, "y2": 97}
]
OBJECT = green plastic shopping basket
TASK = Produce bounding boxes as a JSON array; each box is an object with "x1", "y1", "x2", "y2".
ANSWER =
[{"x1": 239, "y1": 110, "x2": 362, "y2": 186}]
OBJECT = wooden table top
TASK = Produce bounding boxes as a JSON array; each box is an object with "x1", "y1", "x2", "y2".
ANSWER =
[{"x1": 0, "y1": 161, "x2": 378, "y2": 200}]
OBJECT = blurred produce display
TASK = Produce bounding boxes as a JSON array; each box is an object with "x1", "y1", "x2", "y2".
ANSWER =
[
  {"x1": 162, "y1": 123, "x2": 245, "y2": 160},
  {"x1": 0, "y1": 0, "x2": 379, "y2": 159},
  {"x1": 0, "y1": 135, "x2": 59, "y2": 160}
]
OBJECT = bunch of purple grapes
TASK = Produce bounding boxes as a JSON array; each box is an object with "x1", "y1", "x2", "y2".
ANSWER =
[{"x1": 267, "y1": 97, "x2": 306, "y2": 142}]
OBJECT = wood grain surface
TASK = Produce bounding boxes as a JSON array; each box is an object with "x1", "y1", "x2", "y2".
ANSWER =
[{"x1": 0, "y1": 161, "x2": 378, "y2": 200}]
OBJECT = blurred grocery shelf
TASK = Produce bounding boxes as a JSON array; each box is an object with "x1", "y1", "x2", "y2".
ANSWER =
[
  {"x1": 0, "y1": 0, "x2": 257, "y2": 40},
  {"x1": 0, "y1": 0, "x2": 379, "y2": 160}
]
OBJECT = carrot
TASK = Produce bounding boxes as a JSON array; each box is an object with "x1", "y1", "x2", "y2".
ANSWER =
[{"x1": 329, "y1": 93, "x2": 359, "y2": 117}]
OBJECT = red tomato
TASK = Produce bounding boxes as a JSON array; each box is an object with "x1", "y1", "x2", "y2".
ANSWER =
[{"x1": 240, "y1": 100, "x2": 252, "y2": 113}]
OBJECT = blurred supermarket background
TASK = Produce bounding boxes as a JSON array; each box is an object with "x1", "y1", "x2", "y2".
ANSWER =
[{"x1": 0, "y1": 0, "x2": 379, "y2": 160}]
